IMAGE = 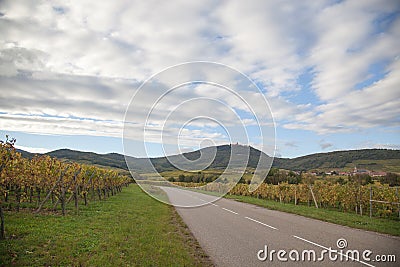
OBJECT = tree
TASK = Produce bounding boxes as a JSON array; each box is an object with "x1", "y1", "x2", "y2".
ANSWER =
[
  {"x1": 205, "y1": 176, "x2": 212, "y2": 183},
  {"x1": 301, "y1": 173, "x2": 316, "y2": 185},
  {"x1": 184, "y1": 175, "x2": 193, "y2": 183},
  {"x1": 178, "y1": 174, "x2": 185, "y2": 182},
  {"x1": 349, "y1": 174, "x2": 372, "y2": 186},
  {"x1": 380, "y1": 173, "x2": 400, "y2": 186}
]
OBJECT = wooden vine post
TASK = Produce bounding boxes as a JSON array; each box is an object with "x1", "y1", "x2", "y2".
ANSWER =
[
  {"x1": 369, "y1": 186, "x2": 373, "y2": 218},
  {"x1": 36, "y1": 166, "x2": 69, "y2": 213},
  {"x1": 73, "y1": 168, "x2": 82, "y2": 214},
  {"x1": 309, "y1": 185, "x2": 319, "y2": 209}
]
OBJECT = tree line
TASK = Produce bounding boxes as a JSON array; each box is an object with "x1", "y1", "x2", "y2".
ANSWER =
[{"x1": 167, "y1": 167, "x2": 400, "y2": 186}]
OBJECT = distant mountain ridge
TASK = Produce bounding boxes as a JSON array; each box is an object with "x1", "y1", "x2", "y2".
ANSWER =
[
  {"x1": 16, "y1": 146, "x2": 400, "y2": 173},
  {"x1": 147, "y1": 144, "x2": 272, "y2": 172},
  {"x1": 16, "y1": 148, "x2": 131, "y2": 170},
  {"x1": 273, "y1": 149, "x2": 400, "y2": 171}
]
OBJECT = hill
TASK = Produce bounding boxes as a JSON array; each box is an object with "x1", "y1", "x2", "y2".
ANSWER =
[
  {"x1": 16, "y1": 148, "x2": 139, "y2": 172},
  {"x1": 273, "y1": 149, "x2": 400, "y2": 171},
  {"x1": 16, "y1": 146, "x2": 400, "y2": 173},
  {"x1": 46, "y1": 149, "x2": 131, "y2": 170},
  {"x1": 148, "y1": 144, "x2": 272, "y2": 172}
]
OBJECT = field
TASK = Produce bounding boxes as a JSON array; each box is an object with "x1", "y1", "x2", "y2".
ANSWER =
[
  {"x1": 345, "y1": 159, "x2": 400, "y2": 173},
  {"x1": 309, "y1": 159, "x2": 400, "y2": 173},
  {"x1": 0, "y1": 185, "x2": 211, "y2": 266}
]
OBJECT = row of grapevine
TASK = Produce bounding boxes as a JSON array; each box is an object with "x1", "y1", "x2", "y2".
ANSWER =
[
  {"x1": 0, "y1": 140, "x2": 131, "y2": 219},
  {"x1": 175, "y1": 180, "x2": 400, "y2": 219},
  {"x1": 232, "y1": 181, "x2": 399, "y2": 218}
]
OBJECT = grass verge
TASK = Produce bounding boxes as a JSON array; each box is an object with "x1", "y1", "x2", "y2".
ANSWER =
[
  {"x1": 0, "y1": 184, "x2": 213, "y2": 266},
  {"x1": 224, "y1": 194, "x2": 400, "y2": 236}
]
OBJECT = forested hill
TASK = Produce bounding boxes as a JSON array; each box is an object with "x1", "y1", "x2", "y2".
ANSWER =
[
  {"x1": 16, "y1": 147, "x2": 400, "y2": 173},
  {"x1": 273, "y1": 149, "x2": 400, "y2": 171},
  {"x1": 16, "y1": 148, "x2": 132, "y2": 170}
]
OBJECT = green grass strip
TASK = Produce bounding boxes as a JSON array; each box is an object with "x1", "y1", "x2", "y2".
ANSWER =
[{"x1": 0, "y1": 184, "x2": 211, "y2": 266}]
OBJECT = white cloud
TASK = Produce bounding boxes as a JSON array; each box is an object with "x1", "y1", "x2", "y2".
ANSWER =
[
  {"x1": 355, "y1": 140, "x2": 400, "y2": 150},
  {"x1": 319, "y1": 139, "x2": 333, "y2": 150},
  {"x1": 0, "y1": 0, "x2": 399, "y2": 150},
  {"x1": 309, "y1": 0, "x2": 400, "y2": 101},
  {"x1": 284, "y1": 141, "x2": 298, "y2": 148},
  {"x1": 15, "y1": 145, "x2": 51, "y2": 154},
  {"x1": 284, "y1": 57, "x2": 400, "y2": 133}
]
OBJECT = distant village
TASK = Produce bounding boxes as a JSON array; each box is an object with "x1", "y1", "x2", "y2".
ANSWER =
[{"x1": 310, "y1": 166, "x2": 387, "y2": 177}]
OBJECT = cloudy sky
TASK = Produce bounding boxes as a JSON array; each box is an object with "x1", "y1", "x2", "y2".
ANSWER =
[{"x1": 0, "y1": 0, "x2": 399, "y2": 158}]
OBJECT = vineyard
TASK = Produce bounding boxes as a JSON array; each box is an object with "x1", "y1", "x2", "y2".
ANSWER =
[
  {"x1": 174, "y1": 181, "x2": 400, "y2": 219},
  {"x1": 0, "y1": 137, "x2": 131, "y2": 239}
]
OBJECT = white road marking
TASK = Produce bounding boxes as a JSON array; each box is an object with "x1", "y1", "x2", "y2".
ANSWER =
[
  {"x1": 177, "y1": 188, "x2": 220, "y2": 206},
  {"x1": 292, "y1": 235, "x2": 375, "y2": 267},
  {"x1": 244, "y1": 216, "x2": 278, "y2": 230},
  {"x1": 195, "y1": 197, "x2": 207, "y2": 202},
  {"x1": 222, "y1": 207, "x2": 239, "y2": 215},
  {"x1": 179, "y1": 190, "x2": 208, "y2": 202}
]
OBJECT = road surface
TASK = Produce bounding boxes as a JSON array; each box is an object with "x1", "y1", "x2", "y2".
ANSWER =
[{"x1": 161, "y1": 186, "x2": 400, "y2": 267}]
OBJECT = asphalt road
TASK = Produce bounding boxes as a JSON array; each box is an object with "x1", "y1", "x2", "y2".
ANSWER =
[{"x1": 160, "y1": 186, "x2": 400, "y2": 267}]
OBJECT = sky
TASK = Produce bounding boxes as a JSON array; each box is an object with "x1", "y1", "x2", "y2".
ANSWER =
[{"x1": 0, "y1": 0, "x2": 399, "y2": 159}]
